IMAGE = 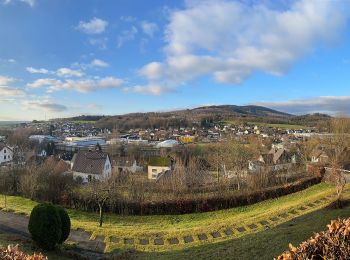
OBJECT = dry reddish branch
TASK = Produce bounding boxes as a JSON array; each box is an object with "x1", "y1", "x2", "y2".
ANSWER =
[
  {"x1": 0, "y1": 244, "x2": 47, "y2": 260},
  {"x1": 277, "y1": 218, "x2": 350, "y2": 259}
]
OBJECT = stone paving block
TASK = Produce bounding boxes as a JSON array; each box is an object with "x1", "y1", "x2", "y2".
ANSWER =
[
  {"x1": 248, "y1": 224, "x2": 258, "y2": 229},
  {"x1": 92, "y1": 241, "x2": 106, "y2": 253},
  {"x1": 124, "y1": 238, "x2": 134, "y2": 245},
  {"x1": 95, "y1": 235, "x2": 104, "y2": 242},
  {"x1": 298, "y1": 206, "x2": 307, "y2": 211},
  {"x1": 307, "y1": 203, "x2": 315, "y2": 207},
  {"x1": 184, "y1": 235, "x2": 194, "y2": 243},
  {"x1": 211, "y1": 231, "x2": 221, "y2": 238},
  {"x1": 168, "y1": 238, "x2": 179, "y2": 245},
  {"x1": 72, "y1": 230, "x2": 91, "y2": 241},
  {"x1": 237, "y1": 227, "x2": 246, "y2": 233},
  {"x1": 154, "y1": 238, "x2": 164, "y2": 245},
  {"x1": 139, "y1": 239, "x2": 149, "y2": 245},
  {"x1": 224, "y1": 228, "x2": 233, "y2": 236},
  {"x1": 259, "y1": 220, "x2": 269, "y2": 226},
  {"x1": 110, "y1": 237, "x2": 119, "y2": 243},
  {"x1": 198, "y1": 233, "x2": 208, "y2": 240},
  {"x1": 270, "y1": 217, "x2": 279, "y2": 222}
]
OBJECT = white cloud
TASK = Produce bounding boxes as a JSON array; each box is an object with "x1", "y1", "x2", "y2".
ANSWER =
[
  {"x1": 26, "y1": 66, "x2": 83, "y2": 77},
  {"x1": 139, "y1": 0, "x2": 350, "y2": 91},
  {"x1": 117, "y1": 26, "x2": 138, "y2": 48},
  {"x1": 89, "y1": 37, "x2": 108, "y2": 49},
  {"x1": 139, "y1": 62, "x2": 163, "y2": 80},
  {"x1": 26, "y1": 67, "x2": 51, "y2": 74},
  {"x1": 2, "y1": 0, "x2": 35, "y2": 7},
  {"x1": 126, "y1": 84, "x2": 173, "y2": 95},
  {"x1": 8, "y1": 58, "x2": 16, "y2": 63},
  {"x1": 0, "y1": 86, "x2": 25, "y2": 97},
  {"x1": 141, "y1": 21, "x2": 159, "y2": 37},
  {"x1": 56, "y1": 67, "x2": 84, "y2": 77},
  {"x1": 77, "y1": 17, "x2": 108, "y2": 34},
  {"x1": 91, "y1": 59, "x2": 109, "y2": 68},
  {"x1": 27, "y1": 76, "x2": 124, "y2": 93},
  {"x1": 23, "y1": 100, "x2": 67, "y2": 112},
  {"x1": 27, "y1": 78, "x2": 62, "y2": 89},
  {"x1": 0, "y1": 76, "x2": 25, "y2": 97},
  {"x1": 72, "y1": 59, "x2": 109, "y2": 70},
  {"x1": 255, "y1": 96, "x2": 350, "y2": 115},
  {"x1": 0, "y1": 75, "x2": 15, "y2": 85}
]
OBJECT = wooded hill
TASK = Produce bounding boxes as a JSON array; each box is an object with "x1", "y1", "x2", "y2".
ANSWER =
[{"x1": 61, "y1": 105, "x2": 331, "y2": 130}]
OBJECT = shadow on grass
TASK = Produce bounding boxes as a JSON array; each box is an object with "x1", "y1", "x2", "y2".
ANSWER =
[{"x1": 107, "y1": 203, "x2": 350, "y2": 260}]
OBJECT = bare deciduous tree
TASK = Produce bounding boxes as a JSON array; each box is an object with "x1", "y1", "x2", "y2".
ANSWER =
[{"x1": 326, "y1": 116, "x2": 350, "y2": 207}]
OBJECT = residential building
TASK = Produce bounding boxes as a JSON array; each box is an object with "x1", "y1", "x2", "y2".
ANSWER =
[
  {"x1": 0, "y1": 143, "x2": 13, "y2": 165},
  {"x1": 147, "y1": 157, "x2": 171, "y2": 180},
  {"x1": 113, "y1": 157, "x2": 143, "y2": 173},
  {"x1": 71, "y1": 150, "x2": 112, "y2": 183},
  {"x1": 249, "y1": 148, "x2": 299, "y2": 172}
]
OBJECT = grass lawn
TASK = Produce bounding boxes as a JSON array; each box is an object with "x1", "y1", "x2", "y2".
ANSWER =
[
  {"x1": 248, "y1": 122, "x2": 306, "y2": 130},
  {"x1": 133, "y1": 202, "x2": 350, "y2": 259},
  {"x1": 0, "y1": 182, "x2": 340, "y2": 254}
]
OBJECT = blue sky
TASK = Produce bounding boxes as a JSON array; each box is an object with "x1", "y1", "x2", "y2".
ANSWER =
[{"x1": 0, "y1": 0, "x2": 350, "y2": 120}]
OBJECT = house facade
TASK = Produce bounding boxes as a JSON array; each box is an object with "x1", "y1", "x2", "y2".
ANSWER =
[
  {"x1": 147, "y1": 156, "x2": 172, "y2": 180},
  {"x1": 0, "y1": 143, "x2": 13, "y2": 165},
  {"x1": 249, "y1": 148, "x2": 299, "y2": 172},
  {"x1": 113, "y1": 157, "x2": 143, "y2": 173},
  {"x1": 71, "y1": 150, "x2": 112, "y2": 183},
  {"x1": 148, "y1": 165, "x2": 171, "y2": 180},
  {"x1": 311, "y1": 149, "x2": 329, "y2": 164}
]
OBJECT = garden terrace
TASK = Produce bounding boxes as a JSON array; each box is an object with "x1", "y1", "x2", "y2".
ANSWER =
[{"x1": 0, "y1": 182, "x2": 345, "y2": 255}]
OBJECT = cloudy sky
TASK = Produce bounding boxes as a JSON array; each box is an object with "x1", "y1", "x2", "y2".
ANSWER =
[{"x1": 0, "y1": 0, "x2": 350, "y2": 120}]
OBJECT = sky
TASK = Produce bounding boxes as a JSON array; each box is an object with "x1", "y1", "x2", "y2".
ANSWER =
[{"x1": 0, "y1": 0, "x2": 350, "y2": 121}]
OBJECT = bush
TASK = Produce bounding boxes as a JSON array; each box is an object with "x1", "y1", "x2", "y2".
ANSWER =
[
  {"x1": 28, "y1": 203, "x2": 62, "y2": 250},
  {"x1": 277, "y1": 218, "x2": 350, "y2": 259},
  {"x1": 55, "y1": 205, "x2": 71, "y2": 244}
]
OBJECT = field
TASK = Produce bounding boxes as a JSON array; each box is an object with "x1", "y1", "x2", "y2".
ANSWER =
[
  {"x1": 0, "y1": 183, "x2": 345, "y2": 257},
  {"x1": 248, "y1": 122, "x2": 306, "y2": 130}
]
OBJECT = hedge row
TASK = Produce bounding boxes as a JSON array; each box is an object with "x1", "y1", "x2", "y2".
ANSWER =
[{"x1": 69, "y1": 176, "x2": 322, "y2": 215}]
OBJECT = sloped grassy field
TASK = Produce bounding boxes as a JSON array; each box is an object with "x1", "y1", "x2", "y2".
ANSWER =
[{"x1": 0, "y1": 183, "x2": 343, "y2": 255}]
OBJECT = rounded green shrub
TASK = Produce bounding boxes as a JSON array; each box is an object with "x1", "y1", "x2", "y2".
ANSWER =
[
  {"x1": 28, "y1": 203, "x2": 62, "y2": 250},
  {"x1": 55, "y1": 205, "x2": 71, "y2": 244}
]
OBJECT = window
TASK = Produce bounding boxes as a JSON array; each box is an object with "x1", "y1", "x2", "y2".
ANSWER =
[
  {"x1": 152, "y1": 173, "x2": 158, "y2": 179},
  {"x1": 88, "y1": 175, "x2": 92, "y2": 182},
  {"x1": 4, "y1": 155, "x2": 6, "y2": 160},
  {"x1": 152, "y1": 168, "x2": 157, "y2": 173},
  {"x1": 4, "y1": 149, "x2": 6, "y2": 153}
]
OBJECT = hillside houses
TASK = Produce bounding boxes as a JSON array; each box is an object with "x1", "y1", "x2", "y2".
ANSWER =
[
  {"x1": 71, "y1": 150, "x2": 112, "y2": 183},
  {"x1": 0, "y1": 143, "x2": 13, "y2": 165},
  {"x1": 249, "y1": 148, "x2": 299, "y2": 172}
]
